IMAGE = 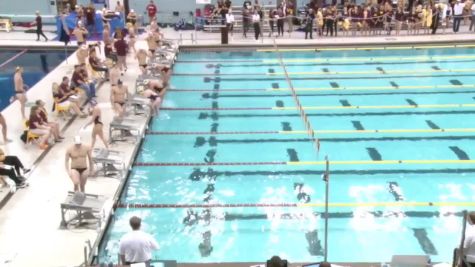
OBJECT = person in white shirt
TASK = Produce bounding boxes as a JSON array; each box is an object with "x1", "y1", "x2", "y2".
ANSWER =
[
  {"x1": 252, "y1": 10, "x2": 261, "y2": 40},
  {"x1": 461, "y1": 211, "x2": 475, "y2": 267},
  {"x1": 119, "y1": 216, "x2": 159, "y2": 266},
  {"x1": 226, "y1": 10, "x2": 235, "y2": 36},
  {"x1": 453, "y1": 0, "x2": 464, "y2": 32}
]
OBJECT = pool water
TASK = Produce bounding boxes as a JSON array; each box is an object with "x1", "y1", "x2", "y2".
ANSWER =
[
  {"x1": 98, "y1": 46, "x2": 475, "y2": 264},
  {"x1": 0, "y1": 49, "x2": 73, "y2": 111}
]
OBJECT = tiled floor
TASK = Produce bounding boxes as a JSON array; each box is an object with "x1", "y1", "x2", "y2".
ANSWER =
[{"x1": 0, "y1": 23, "x2": 474, "y2": 267}]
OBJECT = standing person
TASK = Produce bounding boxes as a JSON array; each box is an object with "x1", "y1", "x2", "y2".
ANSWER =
[
  {"x1": 127, "y1": 9, "x2": 138, "y2": 32},
  {"x1": 34, "y1": 11, "x2": 48, "y2": 41},
  {"x1": 65, "y1": 136, "x2": 93, "y2": 193},
  {"x1": 285, "y1": 1, "x2": 294, "y2": 36},
  {"x1": 72, "y1": 21, "x2": 88, "y2": 45},
  {"x1": 146, "y1": 0, "x2": 158, "y2": 23},
  {"x1": 242, "y1": 5, "x2": 251, "y2": 37},
  {"x1": 469, "y1": 2, "x2": 475, "y2": 31},
  {"x1": 277, "y1": 7, "x2": 285, "y2": 36},
  {"x1": 453, "y1": 0, "x2": 464, "y2": 32},
  {"x1": 268, "y1": 8, "x2": 276, "y2": 37},
  {"x1": 136, "y1": 49, "x2": 148, "y2": 74},
  {"x1": 252, "y1": 9, "x2": 261, "y2": 40},
  {"x1": 0, "y1": 113, "x2": 11, "y2": 144},
  {"x1": 325, "y1": 7, "x2": 335, "y2": 36},
  {"x1": 85, "y1": 4, "x2": 96, "y2": 36},
  {"x1": 119, "y1": 216, "x2": 159, "y2": 266},
  {"x1": 114, "y1": 32, "x2": 128, "y2": 75},
  {"x1": 83, "y1": 100, "x2": 108, "y2": 149},
  {"x1": 127, "y1": 23, "x2": 137, "y2": 55},
  {"x1": 226, "y1": 9, "x2": 235, "y2": 36},
  {"x1": 395, "y1": 6, "x2": 405, "y2": 35},
  {"x1": 432, "y1": 4, "x2": 441, "y2": 34},
  {"x1": 13, "y1": 66, "x2": 27, "y2": 120},
  {"x1": 59, "y1": 12, "x2": 71, "y2": 46},
  {"x1": 111, "y1": 80, "x2": 128, "y2": 118},
  {"x1": 317, "y1": 7, "x2": 324, "y2": 36},
  {"x1": 115, "y1": 1, "x2": 125, "y2": 14},
  {"x1": 305, "y1": 9, "x2": 315, "y2": 39}
]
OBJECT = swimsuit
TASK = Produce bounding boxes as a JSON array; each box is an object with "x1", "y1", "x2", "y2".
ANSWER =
[
  {"x1": 115, "y1": 101, "x2": 125, "y2": 107},
  {"x1": 73, "y1": 168, "x2": 87, "y2": 175},
  {"x1": 148, "y1": 94, "x2": 158, "y2": 101},
  {"x1": 94, "y1": 115, "x2": 102, "y2": 125}
]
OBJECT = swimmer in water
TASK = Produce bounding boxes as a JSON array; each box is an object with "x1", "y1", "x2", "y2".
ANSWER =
[
  {"x1": 294, "y1": 183, "x2": 311, "y2": 203},
  {"x1": 183, "y1": 209, "x2": 198, "y2": 226}
]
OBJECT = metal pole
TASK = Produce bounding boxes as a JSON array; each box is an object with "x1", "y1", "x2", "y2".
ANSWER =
[
  {"x1": 455, "y1": 210, "x2": 468, "y2": 267},
  {"x1": 323, "y1": 155, "x2": 330, "y2": 262}
]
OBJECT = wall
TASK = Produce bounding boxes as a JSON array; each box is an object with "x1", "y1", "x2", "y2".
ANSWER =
[{"x1": 0, "y1": 0, "x2": 56, "y2": 16}]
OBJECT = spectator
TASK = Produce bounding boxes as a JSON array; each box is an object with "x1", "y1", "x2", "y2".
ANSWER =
[
  {"x1": 0, "y1": 148, "x2": 30, "y2": 178},
  {"x1": 85, "y1": 4, "x2": 96, "y2": 35},
  {"x1": 146, "y1": 0, "x2": 158, "y2": 23},
  {"x1": 34, "y1": 11, "x2": 48, "y2": 42},
  {"x1": 89, "y1": 49, "x2": 109, "y2": 78},
  {"x1": 114, "y1": 32, "x2": 128, "y2": 74},
  {"x1": 13, "y1": 66, "x2": 28, "y2": 119},
  {"x1": 226, "y1": 9, "x2": 235, "y2": 36},
  {"x1": 119, "y1": 216, "x2": 159, "y2": 266},
  {"x1": 52, "y1": 82, "x2": 86, "y2": 117},
  {"x1": 252, "y1": 9, "x2": 261, "y2": 40},
  {"x1": 0, "y1": 163, "x2": 27, "y2": 188},
  {"x1": 453, "y1": 0, "x2": 464, "y2": 32},
  {"x1": 65, "y1": 136, "x2": 93, "y2": 192},
  {"x1": 35, "y1": 100, "x2": 64, "y2": 141},
  {"x1": 28, "y1": 106, "x2": 52, "y2": 149},
  {"x1": 276, "y1": 7, "x2": 285, "y2": 36},
  {"x1": 305, "y1": 8, "x2": 315, "y2": 39},
  {"x1": 59, "y1": 12, "x2": 71, "y2": 46},
  {"x1": 83, "y1": 100, "x2": 108, "y2": 149},
  {"x1": 470, "y1": 2, "x2": 475, "y2": 31},
  {"x1": 71, "y1": 64, "x2": 95, "y2": 103}
]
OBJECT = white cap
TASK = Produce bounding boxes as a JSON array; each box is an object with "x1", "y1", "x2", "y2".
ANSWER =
[
  {"x1": 74, "y1": 136, "x2": 82, "y2": 145},
  {"x1": 130, "y1": 9, "x2": 135, "y2": 12}
]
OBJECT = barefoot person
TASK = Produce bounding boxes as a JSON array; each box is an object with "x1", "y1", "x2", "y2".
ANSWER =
[
  {"x1": 13, "y1": 66, "x2": 28, "y2": 119},
  {"x1": 111, "y1": 80, "x2": 128, "y2": 118},
  {"x1": 136, "y1": 49, "x2": 148, "y2": 74},
  {"x1": 65, "y1": 136, "x2": 93, "y2": 192},
  {"x1": 0, "y1": 113, "x2": 11, "y2": 144},
  {"x1": 83, "y1": 100, "x2": 108, "y2": 149}
]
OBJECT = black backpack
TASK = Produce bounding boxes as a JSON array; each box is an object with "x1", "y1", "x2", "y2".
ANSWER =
[{"x1": 20, "y1": 130, "x2": 27, "y2": 144}]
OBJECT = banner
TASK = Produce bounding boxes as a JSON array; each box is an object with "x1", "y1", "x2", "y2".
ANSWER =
[{"x1": 196, "y1": 0, "x2": 212, "y2": 3}]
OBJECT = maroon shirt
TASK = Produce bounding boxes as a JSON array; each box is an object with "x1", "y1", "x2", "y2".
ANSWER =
[
  {"x1": 114, "y1": 39, "x2": 128, "y2": 56},
  {"x1": 29, "y1": 114, "x2": 42, "y2": 129}
]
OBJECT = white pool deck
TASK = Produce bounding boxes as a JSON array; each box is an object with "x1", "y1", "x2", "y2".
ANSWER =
[{"x1": 0, "y1": 24, "x2": 474, "y2": 267}]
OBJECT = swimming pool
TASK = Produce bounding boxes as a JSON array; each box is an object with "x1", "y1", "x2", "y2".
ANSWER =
[
  {"x1": 0, "y1": 48, "x2": 73, "y2": 111},
  {"x1": 98, "y1": 45, "x2": 475, "y2": 264}
]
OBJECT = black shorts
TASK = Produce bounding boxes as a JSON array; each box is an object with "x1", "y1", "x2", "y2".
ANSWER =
[{"x1": 73, "y1": 168, "x2": 87, "y2": 175}]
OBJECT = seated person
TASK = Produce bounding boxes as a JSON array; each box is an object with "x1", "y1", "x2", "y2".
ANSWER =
[
  {"x1": 0, "y1": 148, "x2": 30, "y2": 178},
  {"x1": 35, "y1": 99, "x2": 65, "y2": 141},
  {"x1": 0, "y1": 163, "x2": 27, "y2": 188},
  {"x1": 28, "y1": 106, "x2": 53, "y2": 149},
  {"x1": 71, "y1": 64, "x2": 95, "y2": 102},
  {"x1": 88, "y1": 48, "x2": 109, "y2": 78},
  {"x1": 110, "y1": 80, "x2": 128, "y2": 118},
  {"x1": 53, "y1": 82, "x2": 86, "y2": 117}
]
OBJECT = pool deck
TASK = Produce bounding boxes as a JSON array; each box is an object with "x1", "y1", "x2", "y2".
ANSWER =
[{"x1": 0, "y1": 25, "x2": 473, "y2": 267}]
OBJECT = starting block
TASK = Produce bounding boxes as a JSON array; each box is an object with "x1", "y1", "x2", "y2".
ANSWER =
[
  {"x1": 60, "y1": 191, "x2": 107, "y2": 229},
  {"x1": 126, "y1": 94, "x2": 151, "y2": 115},
  {"x1": 92, "y1": 148, "x2": 125, "y2": 178},
  {"x1": 109, "y1": 117, "x2": 143, "y2": 143}
]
